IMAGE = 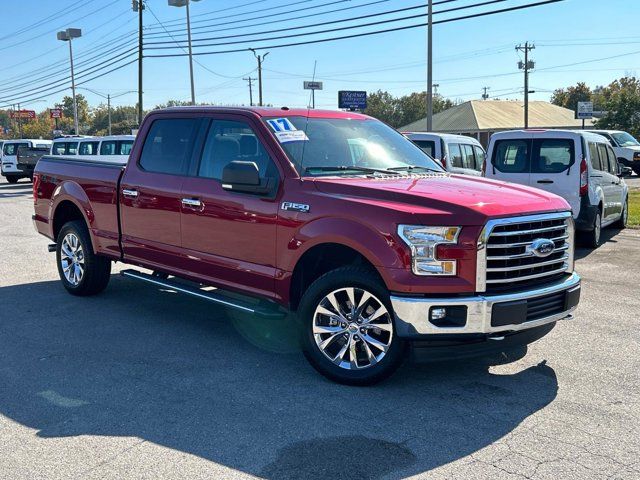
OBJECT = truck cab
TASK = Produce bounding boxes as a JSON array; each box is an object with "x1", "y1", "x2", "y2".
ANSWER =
[{"x1": 33, "y1": 107, "x2": 581, "y2": 385}]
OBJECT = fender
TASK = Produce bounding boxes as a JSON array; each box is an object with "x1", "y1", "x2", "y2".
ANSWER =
[
  {"x1": 280, "y1": 216, "x2": 409, "y2": 292},
  {"x1": 49, "y1": 180, "x2": 96, "y2": 250}
]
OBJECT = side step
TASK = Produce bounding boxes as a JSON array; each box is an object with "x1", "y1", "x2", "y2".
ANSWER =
[{"x1": 120, "y1": 269, "x2": 287, "y2": 319}]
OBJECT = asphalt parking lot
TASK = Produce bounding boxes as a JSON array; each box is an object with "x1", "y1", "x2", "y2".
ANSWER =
[{"x1": 1, "y1": 177, "x2": 639, "y2": 480}]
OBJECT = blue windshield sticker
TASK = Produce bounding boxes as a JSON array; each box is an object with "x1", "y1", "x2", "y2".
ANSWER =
[{"x1": 267, "y1": 118, "x2": 297, "y2": 132}]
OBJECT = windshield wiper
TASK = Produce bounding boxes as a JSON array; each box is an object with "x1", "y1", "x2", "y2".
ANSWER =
[
  {"x1": 386, "y1": 165, "x2": 443, "y2": 173},
  {"x1": 304, "y1": 165, "x2": 399, "y2": 175}
]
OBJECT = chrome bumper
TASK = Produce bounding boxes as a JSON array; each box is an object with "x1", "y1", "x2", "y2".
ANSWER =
[{"x1": 391, "y1": 272, "x2": 580, "y2": 338}]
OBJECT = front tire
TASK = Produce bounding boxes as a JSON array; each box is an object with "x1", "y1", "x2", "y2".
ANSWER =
[
  {"x1": 614, "y1": 197, "x2": 628, "y2": 229},
  {"x1": 298, "y1": 266, "x2": 407, "y2": 385},
  {"x1": 5, "y1": 175, "x2": 19, "y2": 184},
  {"x1": 56, "y1": 220, "x2": 111, "y2": 296},
  {"x1": 586, "y1": 210, "x2": 602, "y2": 248}
]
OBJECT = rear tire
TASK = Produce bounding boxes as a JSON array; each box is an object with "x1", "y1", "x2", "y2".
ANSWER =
[
  {"x1": 56, "y1": 220, "x2": 111, "y2": 296},
  {"x1": 298, "y1": 266, "x2": 407, "y2": 385},
  {"x1": 5, "y1": 175, "x2": 19, "y2": 184}
]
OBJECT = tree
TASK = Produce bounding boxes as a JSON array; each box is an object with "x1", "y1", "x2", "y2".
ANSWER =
[
  {"x1": 364, "y1": 90, "x2": 456, "y2": 128},
  {"x1": 595, "y1": 76, "x2": 640, "y2": 138},
  {"x1": 58, "y1": 94, "x2": 90, "y2": 134},
  {"x1": 550, "y1": 82, "x2": 592, "y2": 112}
]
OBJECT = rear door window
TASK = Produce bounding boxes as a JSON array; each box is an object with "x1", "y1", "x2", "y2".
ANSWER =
[
  {"x1": 461, "y1": 144, "x2": 477, "y2": 170},
  {"x1": 597, "y1": 144, "x2": 612, "y2": 173},
  {"x1": 492, "y1": 139, "x2": 529, "y2": 173},
  {"x1": 532, "y1": 138, "x2": 574, "y2": 173},
  {"x1": 67, "y1": 142, "x2": 78, "y2": 155},
  {"x1": 100, "y1": 141, "x2": 117, "y2": 155},
  {"x1": 589, "y1": 142, "x2": 602, "y2": 171},
  {"x1": 473, "y1": 145, "x2": 486, "y2": 170},
  {"x1": 448, "y1": 143, "x2": 463, "y2": 168},
  {"x1": 412, "y1": 140, "x2": 435, "y2": 157},
  {"x1": 139, "y1": 118, "x2": 200, "y2": 175},
  {"x1": 118, "y1": 140, "x2": 134, "y2": 155},
  {"x1": 3, "y1": 143, "x2": 28, "y2": 156},
  {"x1": 79, "y1": 142, "x2": 99, "y2": 155},
  {"x1": 52, "y1": 143, "x2": 66, "y2": 155}
]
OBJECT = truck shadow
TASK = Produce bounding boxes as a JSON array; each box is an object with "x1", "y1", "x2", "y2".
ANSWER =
[
  {"x1": 0, "y1": 277, "x2": 558, "y2": 478},
  {"x1": 575, "y1": 228, "x2": 620, "y2": 260}
]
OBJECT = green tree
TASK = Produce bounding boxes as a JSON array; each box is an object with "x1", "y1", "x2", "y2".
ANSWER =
[
  {"x1": 595, "y1": 76, "x2": 640, "y2": 138},
  {"x1": 550, "y1": 82, "x2": 592, "y2": 112},
  {"x1": 58, "y1": 94, "x2": 90, "y2": 134},
  {"x1": 365, "y1": 90, "x2": 456, "y2": 128}
]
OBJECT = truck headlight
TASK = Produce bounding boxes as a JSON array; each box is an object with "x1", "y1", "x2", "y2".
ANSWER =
[{"x1": 397, "y1": 225, "x2": 461, "y2": 276}]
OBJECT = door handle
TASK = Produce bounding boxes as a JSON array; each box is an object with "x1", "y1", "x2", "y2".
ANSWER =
[
  {"x1": 537, "y1": 179, "x2": 554, "y2": 184},
  {"x1": 122, "y1": 189, "x2": 139, "y2": 198},
  {"x1": 181, "y1": 198, "x2": 202, "y2": 208}
]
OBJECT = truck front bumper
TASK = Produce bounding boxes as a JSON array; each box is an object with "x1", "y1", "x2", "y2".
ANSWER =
[{"x1": 391, "y1": 272, "x2": 580, "y2": 339}]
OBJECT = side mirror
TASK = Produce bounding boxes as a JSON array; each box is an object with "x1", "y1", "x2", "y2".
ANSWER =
[{"x1": 221, "y1": 160, "x2": 274, "y2": 195}]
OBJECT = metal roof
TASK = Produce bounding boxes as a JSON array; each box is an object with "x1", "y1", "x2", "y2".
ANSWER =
[{"x1": 401, "y1": 100, "x2": 595, "y2": 133}]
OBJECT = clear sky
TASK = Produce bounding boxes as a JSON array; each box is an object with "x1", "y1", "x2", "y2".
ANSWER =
[{"x1": 0, "y1": 0, "x2": 638, "y2": 112}]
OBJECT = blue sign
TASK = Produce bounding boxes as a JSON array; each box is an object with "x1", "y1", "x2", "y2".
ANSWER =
[{"x1": 338, "y1": 91, "x2": 367, "y2": 110}]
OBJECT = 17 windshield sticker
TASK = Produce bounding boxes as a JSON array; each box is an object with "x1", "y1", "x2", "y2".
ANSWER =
[{"x1": 267, "y1": 118, "x2": 309, "y2": 144}]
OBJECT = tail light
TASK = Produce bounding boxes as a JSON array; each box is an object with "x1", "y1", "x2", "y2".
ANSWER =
[
  {"x1": 32, "y1": 173, "x2": 40, "y2": 203},
  {"x1": 579, "y1": 157, "x2": 588, "y2": 197}
]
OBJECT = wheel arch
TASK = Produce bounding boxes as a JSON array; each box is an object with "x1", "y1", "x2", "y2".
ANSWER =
[{"x1": 50, "y1": 181, "x2": 95, "y2": 248}]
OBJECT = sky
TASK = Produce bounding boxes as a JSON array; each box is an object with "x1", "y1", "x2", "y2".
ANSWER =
[{"x1": 1, "y1": 0, "x2": 639, "y2": 113}]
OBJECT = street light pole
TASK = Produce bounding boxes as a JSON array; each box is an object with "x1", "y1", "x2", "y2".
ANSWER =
[
  {"x1": 426, "y1": 0, "x2": 433, "y2": 132},
  {"x1": 57, "y1": 28, "x2": 82, "y2": 135},
  {"x1": 169, "y1": 0, "x2": 201, "y2": 105}
]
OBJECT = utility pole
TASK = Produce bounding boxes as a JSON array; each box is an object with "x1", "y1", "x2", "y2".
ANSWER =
[
  {"x1": 432, "y1": 83, "x2": 439, "y2": 97},
  {"x1": 516, "y1": 42, "x2": 535, "y2": 128},
  {"x1": 133, "y1": 0, "x2": 144, "y2": 127},
  {"x1": 107, "y1": 94, "x2": 112, "y2": 136},
  {"x1": 17, "y1": 103, "x2": 22, "y2": 138},
  {"x1": 243, "y1": 77, "x2": 256, "y2": 106},
  {"x1": 426, "y1": 0, "x2": 433, "y2": 131},
  {"x1": 482, "y1": 87, "x2": 490, "y2": 100},
  {"x1": 250, "y1": 49, "x2": 269, "y2": 107}
]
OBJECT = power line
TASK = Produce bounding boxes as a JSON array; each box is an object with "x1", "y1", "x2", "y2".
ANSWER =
[
  {"x1": 144, "y1": 0, "x2": 566, "y2": 58},
  {"x1": 143, "y1": 0, "x2": 486, "y2": 50}
]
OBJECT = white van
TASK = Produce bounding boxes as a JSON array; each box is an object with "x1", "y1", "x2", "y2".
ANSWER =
[
  {"x1": 51, "y1": 135, "x2": 135, "y2": 165},
  {"x1": 2, "y1": 139, "x2": 53, "y2": 183},
  {"x1": 403, "y1": 132, "x2": 486, "y2": 176},
  {"x1": 586, "y1": 130, "x2": 640, "y2": 175},
  {"x1": 485, "y1": 130, "x2": 628, "y2": 247}
]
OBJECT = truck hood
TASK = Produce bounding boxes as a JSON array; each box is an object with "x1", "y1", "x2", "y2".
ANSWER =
[{"x1": 312, "y1": 174, "x2": 570, "y2": 225}]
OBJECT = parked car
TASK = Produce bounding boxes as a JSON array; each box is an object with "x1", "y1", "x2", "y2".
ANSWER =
[
  {"x1": 585, "y1": 130, "x2": 640, "y2": 175},
  {"x1": 16, "y1": 144, "x2": 52, "y2": 180},
  {"x1": 51, "y1": 135, "x2": 135, "y2": 164},
  {"x1": 403, "y1": 132, "x2": 485, "y2": 176},
  {"x1": 2, "y1": 139, "x2": 53, "y2": 183},
  {"x1": 33, "y1": 107, "x2": 581, "y2": 385},
  {"x1": 485, "y1": 130, "x2": 628, "y2": 247}
]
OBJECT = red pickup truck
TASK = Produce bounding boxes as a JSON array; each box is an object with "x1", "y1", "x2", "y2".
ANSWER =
[{"x1": 32, "y1": 107, "x2": 581, "y2": 385}]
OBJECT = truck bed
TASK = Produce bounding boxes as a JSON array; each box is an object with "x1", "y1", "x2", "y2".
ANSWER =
[{"x1": 33, "y1": 155, "x2": 125, "y2": 259}]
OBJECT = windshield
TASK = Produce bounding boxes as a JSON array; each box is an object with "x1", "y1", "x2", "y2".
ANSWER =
[
  {"x1": 610, "y1": 131, "x2": 640, "y2": 147},
  {"x1": 263, "y1": 116, "x2": 443, "y2": 176}
]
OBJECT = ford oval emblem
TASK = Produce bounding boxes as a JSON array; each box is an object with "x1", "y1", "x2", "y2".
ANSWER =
[{"x1": 528, "y1": 239, "x2": 555, "y2": 258}]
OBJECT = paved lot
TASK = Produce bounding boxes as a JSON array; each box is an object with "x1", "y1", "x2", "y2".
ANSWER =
[{"x1": 0, "y1": 177, "x2": 639, "y2": 480}]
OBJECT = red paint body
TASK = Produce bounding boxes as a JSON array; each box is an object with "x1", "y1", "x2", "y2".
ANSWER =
[{"x1": 33, "y1": 107, "x2": 570, "y2": 306}]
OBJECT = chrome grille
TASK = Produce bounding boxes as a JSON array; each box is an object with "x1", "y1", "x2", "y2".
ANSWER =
[{"x1": 477, "y1": 212, "x2": 574, "y2": 293}]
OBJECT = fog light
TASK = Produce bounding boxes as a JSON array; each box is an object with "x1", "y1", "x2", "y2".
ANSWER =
[{"x1": 430, "y1": 307, "x2": 447, "y2": 321}]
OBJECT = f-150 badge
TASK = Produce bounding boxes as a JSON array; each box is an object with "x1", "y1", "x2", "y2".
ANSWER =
[{"x1": 281, "y1": 202, "x2": 310, "y2": 213}]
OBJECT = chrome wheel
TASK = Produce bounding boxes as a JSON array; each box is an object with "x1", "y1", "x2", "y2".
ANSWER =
[
  {"x1": 60, "y1": 233, "x2": 85, "y2": 286},
  {"x1": 313, "y1": 287, "x2": 393, "y2": 370},
  {"x1": 594, "y1": 212, "x2": 601, "y2": 245}
]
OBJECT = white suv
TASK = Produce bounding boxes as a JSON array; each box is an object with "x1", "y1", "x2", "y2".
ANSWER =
[
  {"x1": 403, "y1": 132, "x2": 486, "y2": 176},
  {"x1": 485, "y1": 130, "x2": 628, "y2": 247},
  {"x1": 586, "y1": 130, "x2": 640, "y2": 175}
]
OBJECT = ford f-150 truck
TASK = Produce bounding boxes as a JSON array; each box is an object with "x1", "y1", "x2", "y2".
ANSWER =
[{"x1": 32, "y1": 107, "x2": 581, "y2": 385}]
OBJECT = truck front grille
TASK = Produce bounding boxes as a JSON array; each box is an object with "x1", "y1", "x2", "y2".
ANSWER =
[{"x1": 478, "y1": 212, "x2": 574, "y2": 293}]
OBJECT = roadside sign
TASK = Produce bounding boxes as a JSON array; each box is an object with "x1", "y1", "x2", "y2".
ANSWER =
[
  {"x1": 338, "y1": 91, "x2": 367, "y2": 110},
  {"x1": 303, "y1": 81, "x2": 323, "y2": 90},
  {"x1": 50, "y1": 108, "x2": 63, "y2": 119},
  {"x1": 10, "y1": 110, "x2": 36, "y2": 119},
  {"x1": 576, "y1": 101, "x2": 594, "y2": 119}
]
